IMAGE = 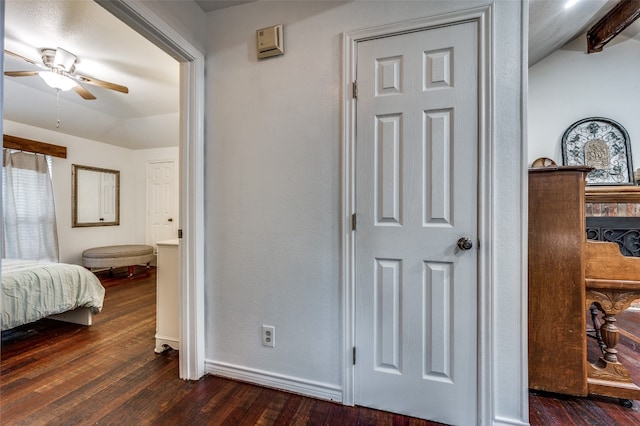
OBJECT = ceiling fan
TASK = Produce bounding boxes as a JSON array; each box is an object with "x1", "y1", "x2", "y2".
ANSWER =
[{"x1": 4, "y1": 47, "x2": 129, "y2": 100}]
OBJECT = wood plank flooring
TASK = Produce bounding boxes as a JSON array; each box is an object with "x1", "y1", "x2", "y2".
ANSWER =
[
  {"x1": 2, "y1": 267, "x2": 640, "y2": 425},
  {"x1": 0, "y1": 267, "x2": 440, "y2": 425}
]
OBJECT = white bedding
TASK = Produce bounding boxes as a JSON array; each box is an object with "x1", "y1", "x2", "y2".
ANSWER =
[{"x1": 1, "y1": 259, "x2": 105, "y2": 331}]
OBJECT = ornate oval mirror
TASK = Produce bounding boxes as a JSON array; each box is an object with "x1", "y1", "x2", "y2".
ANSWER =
[{"x1": 72, "y1": 164, "x2": 120, "y2": 227}]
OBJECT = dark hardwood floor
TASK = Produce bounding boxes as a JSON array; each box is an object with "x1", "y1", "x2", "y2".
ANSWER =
[{"x1": 2, "y1": 266, "x2": 640, "y2": 425}]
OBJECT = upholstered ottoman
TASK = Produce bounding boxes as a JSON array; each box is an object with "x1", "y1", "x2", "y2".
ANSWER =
[{"x1": 82, "y1": 244, "x2": 155, "y2": 277}]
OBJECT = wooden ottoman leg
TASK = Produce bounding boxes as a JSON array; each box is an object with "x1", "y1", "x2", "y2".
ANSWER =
[{"x1": 128, "y1": 265, "x2": 135, "y2": 277}]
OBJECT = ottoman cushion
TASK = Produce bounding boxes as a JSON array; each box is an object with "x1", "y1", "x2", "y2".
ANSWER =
[{"x1": 82, "y1": 245, "x2": 155, "y2": 269}]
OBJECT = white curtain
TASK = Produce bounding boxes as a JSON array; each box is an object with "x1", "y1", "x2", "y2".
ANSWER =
[{"x1": 2, "y1": 149, "x2": 59, "y2": 262}]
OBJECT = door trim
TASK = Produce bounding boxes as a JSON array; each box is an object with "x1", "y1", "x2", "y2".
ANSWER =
[
  {"x1": 97, "y1": 0, "x2": 206, "y2": 380},
  {"x1": 341, "y1": 6, "x2": 492, "y2": 421}
]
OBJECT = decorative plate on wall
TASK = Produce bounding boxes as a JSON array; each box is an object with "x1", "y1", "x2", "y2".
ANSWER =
[{"x1": 561, "y1": 117, "x2": 634, "y2": 185}]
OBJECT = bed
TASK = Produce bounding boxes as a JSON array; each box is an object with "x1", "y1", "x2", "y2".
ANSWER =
[{"x1": 1, "y1": 258, "x2": 105, "y2": 331}]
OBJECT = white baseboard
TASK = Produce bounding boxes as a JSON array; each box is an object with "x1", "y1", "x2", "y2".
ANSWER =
[{"x1": 205, "y1": 359, "x2": 343, "y2": 403}]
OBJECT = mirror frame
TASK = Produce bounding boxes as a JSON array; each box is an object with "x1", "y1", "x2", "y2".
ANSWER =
[{"x1": 72, "y1": 164, "x2": 120, "y2": 227}]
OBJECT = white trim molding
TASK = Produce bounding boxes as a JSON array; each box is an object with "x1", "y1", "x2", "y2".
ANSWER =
[
  {"x1": 96, "y1": 0, "x2": 206, "y2": 381},
  {"x1": 341, "y1": 6, "x2": 500, "y2": 424},
  {"x1": 206, "y1": 360, "x2": 343, "y2": 402}
]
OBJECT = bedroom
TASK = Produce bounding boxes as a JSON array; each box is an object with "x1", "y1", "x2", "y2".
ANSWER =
[
  {"x1": 1, "y1": 0, "x2": 179, "y2": 346},
  {"x1": 2, "y1": 0, "x2": 180, "y2": 265}
]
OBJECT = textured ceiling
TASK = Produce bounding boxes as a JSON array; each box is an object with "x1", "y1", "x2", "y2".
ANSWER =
[
  {"x1": 4, "y1": 0, "x2": 637, "y2": 151},
  {"x1": 195, "y1": 0, "x2": 256, "y2": 12},
  {"x1": 529, "y1": 0, "x2": 640, "y2": 67}
]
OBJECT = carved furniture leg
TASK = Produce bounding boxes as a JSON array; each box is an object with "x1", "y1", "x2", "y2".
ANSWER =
[
  {"x1": 588, "y1": 303, "x2": 606, "y2": 354},
  {"x1": 586, "y1": 290, "x2": 640, "y2": 401},
  {"x1": 590, "y1": 308, "x2": 628, "y2": 381},
  {"x1": 584, "y1": 241, "x2": 640, "y2": 403}
]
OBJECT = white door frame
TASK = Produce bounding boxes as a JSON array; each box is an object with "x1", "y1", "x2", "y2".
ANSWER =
[
  {"x1": 341, "y1": 6, "x2": 493, "y2": 421},
  {"x1": 97, "y1": 0, "x2": 206, "y2": 380}
]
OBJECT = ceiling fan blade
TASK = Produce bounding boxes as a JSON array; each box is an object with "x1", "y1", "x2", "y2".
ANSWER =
[
  {"x1": 75, "y1": 74, "x2": 128, "y2": 94},
  {"x1": 73, "y1": 84, "x2": 96, "y2": 100},
  {"x1": 4, "y1": 70, "x2": 39, "y2": 77},
  {"x1": 4, "y1": 49, "x2": 42, "y2": 67}
]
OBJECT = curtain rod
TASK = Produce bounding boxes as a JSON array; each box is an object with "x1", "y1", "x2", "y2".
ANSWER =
[{"x1": 3, "y1": 134, "x2": 67, "y2": 159}]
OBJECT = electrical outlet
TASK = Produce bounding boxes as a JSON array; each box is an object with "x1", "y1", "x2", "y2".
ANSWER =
[{"x1": 262, "y1": 325, "x2": 275, "y2": 348}]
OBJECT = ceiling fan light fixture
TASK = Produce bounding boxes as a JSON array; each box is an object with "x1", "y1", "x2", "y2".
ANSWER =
[
  {"x1": 6, "y1": 47, "x2": 125, "y2": 99},
  {"x1": 52, "y1": 47, "x2": 76, "y2": 71},
  {"x1": 39, "y1": 70, "x2": 77, "y2": 91}
]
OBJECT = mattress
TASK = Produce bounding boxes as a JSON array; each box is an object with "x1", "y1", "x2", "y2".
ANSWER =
[{"x1": 1, "y1": 258, "x2": 105, "y2": 331}]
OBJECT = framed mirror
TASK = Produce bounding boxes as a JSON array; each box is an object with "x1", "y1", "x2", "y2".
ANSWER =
[{"x1": 72, "y1": 164, "x2": 120, "y2": 227}]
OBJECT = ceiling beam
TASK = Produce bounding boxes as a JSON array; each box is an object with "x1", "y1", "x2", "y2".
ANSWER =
[{"x1": 587, "y1": 0, "x2": 640, "y2": 53}]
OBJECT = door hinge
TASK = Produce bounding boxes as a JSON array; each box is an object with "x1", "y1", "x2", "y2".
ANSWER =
[
  {"x1": 351, "y1": 213, "x2": 357, "y2": 231},
  {"x1": 178, "y1": 229, "x2": 183, "y2": 239},
  {"x1": 352, "y1": 81, "x2": 358, "y2": 99},
  {"x1": 353, "y1": 346, "x2": 356, "y2": 365}
]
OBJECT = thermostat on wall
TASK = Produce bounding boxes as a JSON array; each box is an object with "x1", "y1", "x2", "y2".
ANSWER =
[{"x1": 257, "y1": 24, "x2": 284, "y2": 59}]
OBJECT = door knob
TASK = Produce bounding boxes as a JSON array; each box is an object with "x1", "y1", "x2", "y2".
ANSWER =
[{"x1": 457, "y1": 237, "x2": 473, "y2": 251}]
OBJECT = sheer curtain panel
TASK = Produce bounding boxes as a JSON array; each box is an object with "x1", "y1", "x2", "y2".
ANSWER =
[{"x1": 2, "y1": 149, "x2": 59, "y2": 262}]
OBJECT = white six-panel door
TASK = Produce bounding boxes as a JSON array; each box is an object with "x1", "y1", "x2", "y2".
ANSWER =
[
  {"x1": 147, "y1": 160, "x2": 177, "y2": 245},
  {"x1": 354, "y1": 21, "x2": 479, "y2": 425}
]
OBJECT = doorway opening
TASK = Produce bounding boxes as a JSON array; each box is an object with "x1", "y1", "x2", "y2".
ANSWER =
[{"x1": 96, "y1": 0, "x2": 206, "y2": 380}]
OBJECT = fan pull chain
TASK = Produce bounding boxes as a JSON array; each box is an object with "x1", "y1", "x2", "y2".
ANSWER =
[{"x1": 56, "y1": 89, "x2": 61, "y2": 128}]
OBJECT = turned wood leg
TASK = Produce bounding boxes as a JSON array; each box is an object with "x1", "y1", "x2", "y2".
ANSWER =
[
  {"x1": 128, "y1": 265, "x2": 135, "y2": 277},
  {"x1": 589, "y1": 303, "x2": 606, "y2": 354},
  {"x1": 599, "y1": 313, "x2": 620, "y2": 364},
  {"x1": 589, "y1": 307, "x2": 632, "y2": 384},
  {"x1": 586, "y1": 293, "x2": 640, "y2": 385}
]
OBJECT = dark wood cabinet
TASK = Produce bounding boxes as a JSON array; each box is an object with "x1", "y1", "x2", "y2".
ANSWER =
[
  {"x1": 528, "y1": 166, "x2": 591, "y2": 396},
  {"x1": 528, "y1": 167, "x2": 640, "y2": 401}
]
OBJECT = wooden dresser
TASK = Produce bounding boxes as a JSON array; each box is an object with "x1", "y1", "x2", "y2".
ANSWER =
[{"x1": 528, "y1": 167, "x2": 640, "y2": 403}]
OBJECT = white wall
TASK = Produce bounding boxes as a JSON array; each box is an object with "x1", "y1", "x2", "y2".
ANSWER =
[
  {"x1": 529, "y1": 33, "x2": 640, "y2": 169},
  {"x1": 140, "y1": 0, "x2": 206, "y2": 54},
  {"x1": 3, "y1": 120, "x2": 178, "y2": 264},
  {"x1": 205, "y1": 1, "x2": 527, "y2": 424}
]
